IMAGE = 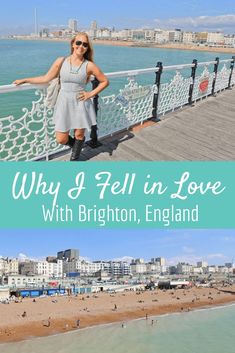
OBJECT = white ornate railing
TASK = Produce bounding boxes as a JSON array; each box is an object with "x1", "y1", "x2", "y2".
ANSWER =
[{"x1": 0, "y1": 57, "x2": 234, "y2": 161}]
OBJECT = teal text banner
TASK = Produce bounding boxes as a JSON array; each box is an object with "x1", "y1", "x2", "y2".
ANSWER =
[{"x1": 0, "y1": 162, "x2": 234, "y2": 228}]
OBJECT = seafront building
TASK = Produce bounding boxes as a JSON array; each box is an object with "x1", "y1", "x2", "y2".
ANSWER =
[
  {"x1": 0, "y1": 258, "x2": 19, "y2": 276},
  {"x1": 10, "y1": 18, "x2": 235, "y2": 48},
  {"x1": 20, "y1": 259, "x2": 63, "y2": 278},
  {"x1": 0, "y1": 251, "x2": 234, "y2": 291},
  {"x1": 3, "y1": 274, "x2": 48, "y2": 287},
  {"x1": 57, "y1": 248, "x2": 79, "y2": 261},
  {"x1": 68, "y1": 19, "x2": 78, "y2": 33}
]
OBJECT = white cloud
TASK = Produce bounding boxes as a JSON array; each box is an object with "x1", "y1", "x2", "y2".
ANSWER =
[
  {"x1": 167, "y1": 252, "x2": 228, "y2": 266},
  {"x1": 154, "y1": 14, "x2": 235, "y2": 31},
  {"x1": 167, "y1": 255, "x2": 202, "y2": 265},
  {"x1": 17, "y1": 253, "x2": 45, "y2": 262},
  {"x1": 223, "y1": 236, "x2": 235, "y2": 242},
  {"x1": 18, "y1": 253, "x2": 28, "y2": 260},
  {"x1": 182, "y1": 246, "x2": 195, "y2": 253},
  {"x1": 207, "y1": 253, "x2": 227, "y2": 260},
  {"x1": 80, "y1": 256, "x2": 92, "y2": 262},
  {"x1": 112, "y1": 256, "x2": 134, "y2": 263}
]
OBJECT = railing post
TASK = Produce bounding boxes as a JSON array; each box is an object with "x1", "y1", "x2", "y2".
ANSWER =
[
  {"x1": 188, "y1": 59, "x2": 197, "y2": 105},
  {"x1": 87, "y1": 78, "x2": 102, "y2": 148},
  {"x1": 228, "y1": 56, "x2": 235, "y2": 89},
  {"x1": 211, "y1": 57, "x2": 220, "y2": 96},
  {"x1": 152, "y1": 62, "x2": 163, "y2": 120}
]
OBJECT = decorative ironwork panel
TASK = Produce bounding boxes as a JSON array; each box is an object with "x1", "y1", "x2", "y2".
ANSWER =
[
  {"x1": 97, "y1": 77, "x2": 156, "y2": 137},
  {"x1": 158, "y1": 71, "x2": 192, "y2": 115},
  {"x1": 214, "y1": 64, "x2": 231, "y2": 92},
  {"x1": 232, "y1": 69, "x2": 235, "y2": 85},
  {"x1": 0, "y1": 89, "x2": 64, "y2": 161},
  {"x1": 192, "y1": 66, "x2": 214, "y2": 101}
]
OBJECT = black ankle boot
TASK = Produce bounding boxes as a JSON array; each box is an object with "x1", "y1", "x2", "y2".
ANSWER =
[
  {"x1": 65, "y1": 135, "x2": 75, "y2": 148},
  {"x1": 70, "y1": 138, "x2": 85, "y2": 161}
]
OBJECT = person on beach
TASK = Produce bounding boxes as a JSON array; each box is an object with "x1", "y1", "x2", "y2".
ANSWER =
[{"x1": 13, "y1": 32, "x2": 109, "y2": 161}]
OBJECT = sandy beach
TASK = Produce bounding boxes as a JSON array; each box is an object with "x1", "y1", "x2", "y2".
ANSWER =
[
  {"x1": 11, "y1": 37, "x2": 235, "y2": 55},
  {"x1": 94, "y1": 40, "x2": 235, "y2": 55},
  {"x1": 0, "y1": 285, "x2": 235, "y2": 343}
]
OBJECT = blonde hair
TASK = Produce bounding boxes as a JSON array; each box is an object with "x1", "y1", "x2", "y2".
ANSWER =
[{"x1": 70, "y1": 32, "x2": 94, "y2": 62}]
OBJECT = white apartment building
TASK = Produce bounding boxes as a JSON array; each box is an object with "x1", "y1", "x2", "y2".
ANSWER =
[
  {"x1": 155, "y1": 30, "x2": 170, "y2": 43},
  {"x1": 90, "y1": 20, "x2": 98, "y2": 30},
  {"x1": 176, "y1": 263, "x2": 193, "y2": 274},
  {"x1": 130, "y1": 259, "x2": 147, "y2": 274},
  {"x1": 132, "y1": 29, "x2": 145, "y2": 41},
  {"x1": 109, "y1": 262, "x2": 130, "y2": 276},
  {"x1": 207, "y1": 32, "x2": 224, "y2": 45},
  {"x1": 96, "y1": 28, "x2": 111, "y2": 39},
  {"x1": 20, "y1": 260, "x2": 63, "y2": 278},
  {"x1": 63, "y1": 260, "x2": 130, "y2": 277},
  {"x1": 63, "y1": 260, "x2": 104, "y2": 275},
  {"x1": 111, "y1": 29, "x2": 133, "y2": 40},
  {"x1": 224, "y1": 35, "x2": 235, "y2": 47},
  {"x1": 5, "y1": 259, "x2": 19, "y2": 275},
  {"x1": 5, "y1": 275, "x2": 48, "y2": 287},
  {"x1": 144, "y1": 29, "x2": 155, "y2": 41},
  {"x1": 122, "y1": 29, "x2": 133, "y2": 40},
  {"x1": 182, "y1": 32, "x2": 196, "y2": 44},
  {"x1": 146, "y1": 263, "x2": 161, "y2": 274},
  {"x1": 169, "y1": 29, "x2": 182, "y2": 43},
  {"x1": 68, "y1": 19, "x2": 78, "y2": 32},
  {"x1": 0, "y1": 258, "x2": 19, "y2": 276}
]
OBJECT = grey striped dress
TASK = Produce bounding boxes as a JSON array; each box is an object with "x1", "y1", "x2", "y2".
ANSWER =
[{"x1": 53, "y1": 58, "x2": 97, "y2": 132}]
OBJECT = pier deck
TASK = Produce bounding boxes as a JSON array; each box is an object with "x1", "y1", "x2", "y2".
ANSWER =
[{"x1": 54, "y1": 88, "x2": 235, "y2": 161}]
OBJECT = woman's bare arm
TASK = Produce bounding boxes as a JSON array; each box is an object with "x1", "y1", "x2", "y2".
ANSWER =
[
  {"x1": 78, "y1": 62, "x2": 109, "y2": 101},
  {"x1": 13, "y1": 57, "x2": 65, "y2": 85}
]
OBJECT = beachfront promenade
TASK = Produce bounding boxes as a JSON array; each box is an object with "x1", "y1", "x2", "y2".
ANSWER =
[
  {"x1": 0, "y1": 56, "x2": 234, "y2": 161},
  {"x1": 57, "y1": 87, "x2": 235, "y2": 161}
]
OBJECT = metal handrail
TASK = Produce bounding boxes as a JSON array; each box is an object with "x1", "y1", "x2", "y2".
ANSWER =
[
  {"x1": 1, "y1": 59, "x2": 232, "y2": 94},
  {"x1": 0, "y1": 56, "x2": 234, "y2": 161}
]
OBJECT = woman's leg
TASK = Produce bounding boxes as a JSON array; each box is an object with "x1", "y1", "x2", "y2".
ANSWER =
[
  {"x1": 55, "y1": 131, "x2": 74, "y2": 148},
  {"x1": 74, "y1": 128, "x2": 85, "y2": 140},
  {"x1": 70, "y1": 128, "x2": 86, "y2": 161}
]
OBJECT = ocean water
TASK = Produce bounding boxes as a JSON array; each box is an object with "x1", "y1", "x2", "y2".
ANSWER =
[
  {"x1": 1, "y1": 304, "x2": 235, "y2": 353},
  {"x1": 0, "y1": 39, "x2": 232, "y2": 118}
]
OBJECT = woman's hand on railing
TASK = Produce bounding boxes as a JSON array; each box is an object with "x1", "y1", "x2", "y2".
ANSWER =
[{"x1": 13, "y1": 79, "x2": 27, "y2": 85}]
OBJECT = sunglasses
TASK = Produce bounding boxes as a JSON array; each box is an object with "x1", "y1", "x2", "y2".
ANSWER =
[{"x1": 75, "y1": 40, "x2": 89, "y2": 48}]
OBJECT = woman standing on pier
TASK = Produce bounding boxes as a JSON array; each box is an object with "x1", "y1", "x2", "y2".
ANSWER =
[{"x1": 13, "y1": 32, "x2": 109, "y2": 161}]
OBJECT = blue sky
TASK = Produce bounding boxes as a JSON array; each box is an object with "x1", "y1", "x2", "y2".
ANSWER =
[
  {"x1": 0, "y1": 229, "x2": 234, "y2": 266},
  {"x1": 0, "y1": 0, "x2": 235, "y2": 35}
]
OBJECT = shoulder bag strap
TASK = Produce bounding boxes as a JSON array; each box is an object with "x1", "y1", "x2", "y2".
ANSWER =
[{"x1": 58, "y1": 57, "x2": 66, "y2": 84}]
